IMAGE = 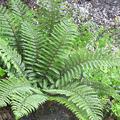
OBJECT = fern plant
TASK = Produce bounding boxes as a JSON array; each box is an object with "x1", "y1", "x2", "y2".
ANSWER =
[{"x1": 0, "y1": 0, "x2": 120, "y2": 120}]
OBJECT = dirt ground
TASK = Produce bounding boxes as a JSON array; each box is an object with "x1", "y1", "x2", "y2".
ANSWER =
[
  {"x1": 21, "y1": 102, "x2": 78, "y2": 120},
  {"x1": 0, "y1": 102, "x2": 78, "y2": 120}
]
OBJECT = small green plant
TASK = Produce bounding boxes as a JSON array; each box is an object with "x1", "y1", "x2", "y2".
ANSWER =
[
  {"x1": 0, "y1": 67, "x2": 5, "y2": 77},
  {"x1": 112, "y1": 102, "x2": 120, "y2": 118}
]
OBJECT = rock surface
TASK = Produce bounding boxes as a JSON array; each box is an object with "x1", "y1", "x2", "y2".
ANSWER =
[
  {"x1": 0, "y1": 0, "x2": 120, "y2": 27},
  {"x1": 21, "y1": 102, "x2": 77, "y2": 120},
  {"x1": 66, "y1": 0, "x2": 120, "y2": 27}
]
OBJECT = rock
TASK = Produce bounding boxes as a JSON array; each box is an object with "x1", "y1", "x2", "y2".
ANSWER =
[
  {"x1": 0, "y1": 0, "x2": 7, "y2": 5},
  {"x1": 66, "y1": 0, "x2": 120, "y2": 27},
  {"x1": 21, "y1": 102, "x2": 77, "y2": 120}
]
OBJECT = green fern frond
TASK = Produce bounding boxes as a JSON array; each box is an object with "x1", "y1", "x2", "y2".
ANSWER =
[
  {"x1": 0, "y1": 77, "x2": 31, "y2": 107},
  {"x1": 49, "y1": 96, "x2": 87, "y2": 120},
  {"x1": 0, "y1": 38, "x2": 25, "y2": 77},
  {"x1": 45, "y1": 84, "x2": 103, "y2": 120},
  {"x1": 8, "y1": 0, "x2": 30, "y2": 19},
  {"x1": 79, "y1": 49, "x2": 120, "y2": 69},
  {"x1": 0, "y1": 1, "x2": 35, "y2": 52},
  {"x1": 37, "y1": 0, "x2": 64, "y2": 34},
  {"x1": 20, "y1": 21, "x2": 45, "y2": 79},
  {"x1": 37, "y1": 20, "x2": 78, "y2": 87},
  {"x1": 81, "y1": 79, "x2": 120, "y2": 100},
  {"x1": 56, "y1": 49, "x2": 120, "y2": 87},
  {"x1": 0, "y1": 76, "x2": 47, "y2": 119},
  {"x1": 0, "y1": 6, "x2": 20, "y2": 47},
  {"x1": 12, "y1": 91, "x2": 48, "y2": 119}
]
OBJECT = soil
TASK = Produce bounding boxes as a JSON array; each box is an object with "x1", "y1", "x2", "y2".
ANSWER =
[
  {"x1": 0, "y1": 106, "x2": 14, "y2": 120},
  {"x1": 0, "y1": 104, "x2": 118, "y2": 120},
  {"x1": 21, "y1": 102, "x2": 78, "y2": 120},
  {"x1": 0, "y1": 102, "x2": 78, "y2": 120}
]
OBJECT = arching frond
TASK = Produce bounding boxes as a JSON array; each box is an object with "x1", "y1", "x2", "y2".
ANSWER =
[
  {"x1": 0, "y1": 38, "x2": 25, "y2": 77},
  {"x1": 56, "y1": 49, "x2": 120, "y2": 87},
  {"x1": 0, "y1": 2, "x2": 35, "y2": 53},
  {"x1": 37, "y1": 20, "x2": 78, "y2": 87},
  {"x1": 0, "y1": 6, "x2": 19, "y2": 47},
  {"x1": 81, "y1": 79, "x2": 120, "y2": 100},
  {"x1": 20, "y1": 21, "x2": 45, "y2": 79},
  {"x1": 45, "y1": 83, "x2": 103, "y2": 120},
  {"x1": 49, "y1": 96, "x2": 87, "y2": 120},
  {"x1": 8, "y1": 0, "x2": 30, "y2": 19},
  {"x1": 37, "y1": 0, "x2": 64, "y2": 34},
  {"x1": 0, "y1": 77, "x2": 30, "y2": 107},
  {"x1": 0, "y1": 76, "x2": 48, "y2": 119},
  {"x1": 12, "y1": 90, "x2": 48, "y2": 119}
]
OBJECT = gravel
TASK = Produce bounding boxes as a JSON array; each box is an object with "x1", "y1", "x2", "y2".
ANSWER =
[
  {"x1": 0, "y1": 0, "x2": 120, "y2": 27},
  {"x1": 66, "y1": 0, "x2": 120, "y2": 27}
]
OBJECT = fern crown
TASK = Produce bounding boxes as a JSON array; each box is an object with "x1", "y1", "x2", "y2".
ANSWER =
[{"x1": 0, "y1": 0, "x2": 119, "y2": 120}]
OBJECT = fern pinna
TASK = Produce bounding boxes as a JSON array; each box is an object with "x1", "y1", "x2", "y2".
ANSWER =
[{"x1": 0, "y1": 0, "x2": 120, "y2": 120}]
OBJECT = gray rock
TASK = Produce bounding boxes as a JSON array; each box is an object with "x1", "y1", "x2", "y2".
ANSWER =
[{"x1": 66, "y1": 0, "x2": 120, "y2": 27}]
